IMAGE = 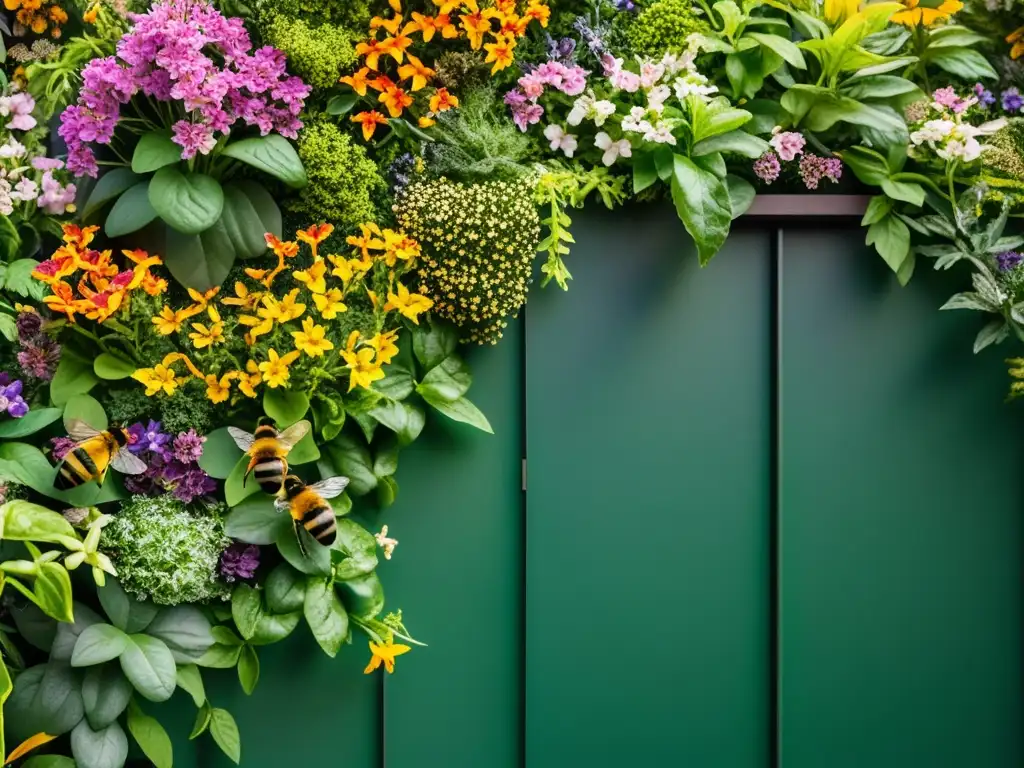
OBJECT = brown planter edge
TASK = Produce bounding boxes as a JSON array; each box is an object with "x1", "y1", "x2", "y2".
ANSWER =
[{"x1": 744, "y1": 194, "x2": 871, "y2": 218}]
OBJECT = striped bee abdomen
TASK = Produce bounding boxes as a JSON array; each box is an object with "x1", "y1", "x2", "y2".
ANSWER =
[
  {"x1": 253, "y1": 458, "x2": 285, "y2": 493},
  {"x1": 303, "y1": 505, "x2": 337, "y2": 545},
  {"x1": 55, "y1": 447, "x2": 101, "y2": 490}
]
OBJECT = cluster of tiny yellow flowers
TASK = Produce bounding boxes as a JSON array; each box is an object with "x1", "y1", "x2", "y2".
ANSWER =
[
  {"x1": 131, "y1": 223, "x2": 433, "y2": 402},
  {"x1": 395, "y1": 177, "x2": 540, "y2": 344}
]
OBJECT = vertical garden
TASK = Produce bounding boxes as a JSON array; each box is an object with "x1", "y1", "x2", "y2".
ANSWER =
[{"x1": 0, "y1": 0, "x2": 1021, "y2": 764}]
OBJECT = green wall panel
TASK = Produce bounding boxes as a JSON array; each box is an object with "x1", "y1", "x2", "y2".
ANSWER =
[
  {"x1": 779, "y1": 228, "x2": 1024, "y2": 767},
  {"x1": 383, "y1": 324, "x2": 523, "y2": 767},
  {"x1": 525, "y1": 205, "x2": 772, "y2": 767}
]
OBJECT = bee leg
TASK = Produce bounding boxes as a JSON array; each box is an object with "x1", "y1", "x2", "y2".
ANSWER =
[{"x1": 294, "y1": 519, "x2": 309, "y2": 559}]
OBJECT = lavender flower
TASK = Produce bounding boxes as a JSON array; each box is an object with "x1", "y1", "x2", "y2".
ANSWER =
[
  {"x1": 1002, "y1": 88, "x2": 1023, "y2": 113},
  {"x1": 974, "y1": 83, "x2": 996, "y2": 108},
  {"x1": 173, "y1": 429, "x2": 206, "y2": 463},
  {"x1": 997, "y1": 251, "x2": 1023, "y2": 271},
  {"x1": 753, "y1": 151, "x2": 781, "y2": 184},
  {"x1": 219, "y1": 543, "x2": 260, "y2": 582},
  {"x1": 128, "y1": 420, "x2": 172, "y2": 457},
  {"x1": 799, "y1": 154, "x2": 843, "y2": 190},
  {"x1": 545, "y1": 35, "x2": 576, "y2": 62},
  {"x1": 18, "y1": 338, "x2": 60, "y2": 381},
  {"x1": 172, "y1": 467, "x2": 216, "y2": 503},
  {"x1": 0, "y1": 380, "x2": 29, "y2": 418}
]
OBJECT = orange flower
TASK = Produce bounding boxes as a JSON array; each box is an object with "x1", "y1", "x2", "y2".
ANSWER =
[
  {"x1": 43, "y1": 281, "x2": 81, "y2": 321},
  {"x1": 297, "y1": 223, "x2": 334, "y2": 258},
  {"x1": 355, "y1": 39, "x2": 387, "y2": 70},
  {"x1": 406, "y1": 11, "x2": 457, "y2": 41},
  {"x1": 186, "y1": 286, "x2": 221, "y2": 308},
  {"x1": 484, "y1": 34, "x2": 517, "y2": 73},
  {"x1": 524, "y1": 0, "x2": 550, "y2": 27},
  {"x1": 460, "y1": 8, "x2": 490, "y2": 49},
  {"x1": 83, "y1": 2, "x2": 98, "y2": 22},
  {"x1": 340, "y1": 67, "x2": 372, "y2": 96},
  {"x1": 368, "y1": 74, "x2": 397, "y2": 92},
  {"x1": 352, "y1": 110, "x2": 389, "y2": 141},
  {"x1": 265, "y1": 234, "x2": 300, "y2": 260},
  {"x1": 380, "y1": 30, "x2": 414, "y2": 63},
  {"x1": 397, "y1": 54, "x2": 435, "y2": 91},
  {"x1": 429, "y1": 87, "x2": 458, "y2": 113},
  {"x1": 370, "y1": 13, "x2": 404, "y2": 35},
  {"x1": 61, "y1": 223, "x2": 99, "y2": 248},
  {"x1": 1008, "y1": 26, "x2": 1024, "y2": 59},
  {"x1": 347, "y1": 222, "x2": 385, "y2": 261},
  {"x1": 379, "y1": 85, "x2": 413, "y2": 117}
]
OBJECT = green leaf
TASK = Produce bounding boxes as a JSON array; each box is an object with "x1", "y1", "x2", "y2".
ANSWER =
[
  {"x1": 98, "y1": 579, "x2": 158, "y2": 634},
  {"x1": 807, "y1": 96, "x2": 906, "y2": 137},
  {"x1": 224, "y1": 454, "x2": 261, "y2": 507},
  {"x1": 0, "y1": 407, "x2": 62, "y2": 439},
  {"x1": 369, "y1": 400, "x2": 425, "y2": 446},
  {"x1": 190, "y1": 702, "x2": 212, "y2": 739},
  {"x1": 163, "y1": 219, "x2": 236, "y2": 292},
  {"x1": 198, "y1": 426, "x2": 245, "y2": 479},
  {"x1": 332, "y1": 519, "x2": 378, "y2": 580},
  {"x1": 33, "y1": 563, "x2": 75, "y2": 623},
  {"x1": 926, "y1": 46, "x2": 998, "y2": 80},
  {"x1": 0, "y1": 500, "x2": 78, "y2": 545},
  {"x1": 377, "y1": 474, "x2": 398, "y2": 507},
  {"x1": 866, "y1": 213, "x2": 911, "y2": 274},
  {"x1": 144, "y1": 606, "x2": 214, "y2": 663},
  {"x1": 7, "y1": 663, "x2": 83, "y2": 740},
  {"x1": 632, "y1": 152, "x2": 658, "y2": 194},
  {"x1": 11, "y1": 604, "x2": 57, "y2": 652},
  {"x1": 326, "y1": 93, "x2": 360, "y2": 115},
  {"x1": 220, "y1": 182, "x2": 281, "y2": 260},
  {"x1": 0, "y1": 313, "x2": 16, "y2": 343},
  {"x1": 23, "y1": 758, "x2": 77, "y2": 768},
  {"x1": 747, "y1": 31, "x2": 806, "y2": 68},
  {"x1": 237, "y1": 645, "x2": 259, "y2": 694},
  {"x1": 412, "y1": 320, "x2": 457, "y2": 371},
  {"x1": 726, "y1": 175, "x2": 756, "y2": 219},
  {"x1": 288, "y1": 430, "x2": 320, "y2": 465},
  {"x1": 373, "y1": 363, "x2": 415, "y2": 400},
  {"x1": 82, "y1": 169, "x2": 142, "y2": 220},
  {"x1": 0, "y1": 214, "x2": 21, "y2": 261},
  {"x1": 861, "y1": 195, "x2": 893, "y2": 226},
  {"x1": 81, "y1": 664, "x2": 132, "y2": 730},
  {"x1": 670, "y1": 155, "x2": 733, "y2": 267},
  {"x1": 325, "y1": 435, "x2": 376, "y2": 496},
  {"x1": 277, "y1": 525, "x2": 331, "y2": 576},
  {"x1": 210, "y1": 708, "x2": 241, "y2": 764},
  {"x1": 50, "y1": 353, "x2": 99, "y2": 406},
  {"x1": 416, "y1": 354, "x2": 471, "y2": 402},
  {"x1": 119, "y1": 635, "x2": 176, "y2": 701},
  {"x1": 149, "y1": 168, "x2": 224, "y2": 235},
  {"x1": 249, "y1": 611, "x2": 302, "y2": 646},
  {"x1": 195, "y1": 643, "x2": 242, "y2": 669},
  {"x1": 70, "y1": 719, "x2": 128, "y2": 768},
  {"x1": 71, "y1": 624, "x2": 128, "y2": 667},
  {"x1": 175, "y1": 664, "x2": 206, "y2": 708},
  {"x1": 224, "y1": 496, "x2": 288, "y2": 545},
  {"x1": 49, "y1": 603, "x2": 102, "y2": 663},
  {"x1": 840, "y1": 75, "x2": 921, "y2": 100},
  {"x1": 222, "y1": 134, "x2": 307, "y2": 188},
  {"x1": 3, "y1": 258, "x2": 45, "y2": 300},
  {"x1": 838, "y1": 146, "x2": 890, "y2": 186},
  {"x1": 336, "y1": 570, "x2": 384, "y2": 619},
  {"x1": 263, "y1": 389, "x2": 309, "y2": 425},
  {"x1": 303, "y1": 577, "x2": 349, "y2": 658},
  {"x1": 265, "y1": 563, "x2": 306, "y2": 613},
  {"x1": 104, "y1": 181, "x2": 158, "y2": 238},
  {"x1": 974, "y1": 318, "x2": 1008, "y2": 352},
  {"x1": 692, "y1": 131, "x2": 769, "y2": 159},
  {"x1": 63, "y1": 394, "x2": 107, "y2": 434},
  {"x1": 127, "y1": 701, "x2": 173, "y2": 768},
  {"x1": 881, "y1": 178, "x2": 925, "y2": 207},
  {"x1": 231, "y1": 584, "x2": 264, "y2": 641},
  {"x1": 420, "y1": 392, "x2": 493, "y2": 433},
  {"x1": 93, "y1": 352, "x2": 136, "y2": 381},
  {"x1": 131, "y1": 132, "x2": 182, "y2": 174}
]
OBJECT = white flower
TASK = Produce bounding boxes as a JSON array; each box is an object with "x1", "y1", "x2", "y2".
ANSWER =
[
  {"x1": 639, "y1": 60, "x2": 666, "y2": 89},
  {"x1": 594, "y1": 132, "x2": 632, "y2": 166},
  {"x1": 10, "y1": 177, "x2": 37, "y2": 202},
  {"x1": 937, "y1": 138, "x2": 985, "y2": 162},
  {"x1": 643, "y1": 121, "x2": 677, "y2": 145},
  {"x1": 544, "y1": 124, "x2": 579, "y2": 157},
  {"x1": 0, "y1": 180, "x2": 12, "y2": 216},
  {"x1": 567, "y1": 94, "x2": 592, "y2": 127},
  {"x1": 673, "y1": 72, "x2": 718, "y2": 101},
  {"x1": 375, "y1": 525, "x2": 398, "y2": 560},
  {"x1": 660, "y1": 50, "x2": 695, "y2": 76},
  {"x1": 0, "y1": 138, "x2": 26, "y2": 159},
  {"x1": 910, "y1": 119, "x2": 955, "y2": 145},
  {"x1": 591, "y1": 100, "x2": 617, "y2": 126},
  {"x1": 646, "y1": 85, "x2": 671, "y2": 114},
  {"x1": 978, "y1": 118, "x2": 1008, "y2": 135},
  {"x1": 622, "y1": 106, "x2": 651, "y2": 133}
]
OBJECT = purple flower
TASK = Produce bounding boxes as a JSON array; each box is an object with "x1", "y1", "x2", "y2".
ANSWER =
[
  {"x1": 753, "y1": 151, "x2": 781, "y2": 184},
  {"x1": 1002, "y1": 88, "x2": 1023, "y2": 113},
  {"x1": 799, "y1": 154, "x2": 843, "y2": 190},
  {"x1": 614, "y1": 0, "x2": 636, "y2": 9},
  {"x1": 51, "y1": 437, "x2": 76, "y2": 461},
  {"x1": 997, "y1": 251, "x2": 1023, "y2": 271},
  {"x1": 769, "y1": 130, "x2": 806, "y2": 162},
  {"x1": 15, "y1": 311, "x2": 42, "y2": 341},
  {"x1": 974, "y1": 83, "x2": 996, "y2": 108},
  {"x1": 128, "y1": 420, "x2": 172, "y2": 457},
  {"x1": 173, "y1": 429, "x2": 206, "y2": 463},
  {"x1": 0, "y1": 379, "x2": 29, "y2": 418},
  {"x1": 545, "y1": 36, "x2": 576, "y2": 61},
  {"x1": 172, "y1": 120, "x2": 218, "y2": 159},
  {"x1": 219, "y1": 542, "x2": 260, "y2": 582},
  {"x1": 173, "y1": 467, "x2": 216, "y2": 502},
  {"x1": 17, "y1": 339, "x2": 60, "y2": 381}
]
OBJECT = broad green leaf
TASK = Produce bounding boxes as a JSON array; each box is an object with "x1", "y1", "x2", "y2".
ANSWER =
[
  {"x1": 369, "y1": 400, "x2": 425, "y2": 446},
  {"x1": 195, "y1": 643, "x2": 242, "y2": 669},
  {"x1": 632, "y1": 152, "x2": 658, "y2": 193},
  {"x1": 303, "y1": 577, "x2": 349, "y2": 658},
  {"x1": 23, "y1": 758, "x2": 77, "y2": 768},
  {"x1": 119, "y1": 635, "x2": 176, "y2": 702},
  {"x1": 747, "y1": 32, "x2": 805, "y2": 68},
  {"x1": 163, "y1": 219, "x2": 236, "y2": 292},
  {"x1": 249, "y1": 611, "x2": 302, "y2": 646},
  {"x1": 861, "y1": 195, "x2": 893, "y2": 226},
  {"x1": 126, "y1": 702, "x2": 173, "y2": 768},
  {"x1": 50, "y1": 353, "x2": 99, "y2": 406},
  {"x1": 325, "y1": 435, "x2": 376, "y2": 495},
  {"x1": 420, "y1": 392, "x2": 494, "y2": 433},
  {"x1": 838, "y1": 146, "x2": 890, "y2": 186},
  {"x1": 416, "y1": 354, "x2": 471, "y2": 402},
  {"x1": 175, "y1": 664, "x2": 206, "y2": 707},
  {"x1": 11, "y1": 603, "x2": 57, "y2": 652},
  {"x1": 692, "y1": 131, "x2": 769, "y2": 158},
  {"x1": 223, "y1": 454, "x2": 261, "y2": 507},
  {"x1": 0, "y1": 407, "x2": 62, "y2": 439},
  {"x1": 332, "y1": 519, "x2": 378, "y2": 581},
  {"x1": 104, "y1": 181, "x2": 158, "y2": 238},
  {"x1": 33, "y1": 563, "x2": 75, "y2": 623},
  {"x1": 81, "y1": 664, "x2": 132, "y2": 730},
  {"x1": 210, "y1": 708, "x2": 241, "y2": 764},
  {"x1": 326, "y1": 93, "x2": 359, "y2": 115},
  {"x1": 726, "y1": 175, "x2": 756, "y2": 219},
  {"x1": 131, "y1": 132, "x2": 182, "y2": 174},
  {"x1": 288, "y1": 430, "x2": 320, "y2": 465},
  {"x1": 220, "y1": 182, "x2": 281, "y2": 260},
  {"x1": 412, "y1": 320, "x2": 457, "y2": 371},
  {"x1": 70, "y1": 719, "x2": 128, "y2": 768},
  {"x1": 0, "y1": 214, "x2": 21, "y2": 261},
  {"x1": 840, "y1": 75, "x2": 922, "y2": 100},
  {"x1": 190, "y1": 702, "x2": 212, "y2": 739},
  {"x1": 93, "y1": 353, "x2": 136, "y2": 381},
  {"x1": 221, "y1": 134, "x2": 307, "y2": 188},
  {"x1": 49, "y1": 603, "x2": 103, "y2": 663},
  {"x1": 98, "y1": 579, "x2": 158, "y2": 634},
  {"x1": 377, "y1": 474, "x2": 398, "y2": 507},
  {"x1": 224, "y1": 496, "x2": 288, "y2": 545},
  {"x1": 881, "y1": 178, "x2": 925, "y2": 207},
  {"x1": 197, "y1": 427, "x2": 244, "y2": 479},
  {"x1": 928, "y1": 25, "x2": 988, "y2": 48},
  {"x1": 264, "y1": 563, "x2": 306, "y2": 614},
  {"x1": 231, "y1": 584, "x2": 264, "y2": 641},
  {"x1": 336, "y1": 570, "x2": 384, "y2": 620},
  {"x1": 149, "y1": 168, "x2": 224, "y2": 235},
  {"x1": 263, "y1": 389, "x2": 309, "y2": 425},
  {"x1": 373, "y1": 438, "x2": 399, "y2": 477},
  {"x1": 71, "y1": 624, "x2": 129, "y2": 667},
  {"x1": 373, "y1": 364, "x2": 415, "y2": 400},
  {"x1": 926, "y1": 46, "x2": 998, "y2": 80},
  {"x1": 63, "y1": 394, "x2": 107, "y2": 434},
  {"x1": 144, "y1": 606, "x2": 214, "y2": 663},
  {"x1": 866, "y1": 213, "x2": 911, "y2": 274},
  {"x1": 82, "y1": 169, "x2": 142, "y2": 220},
  {"x1": 277, "y1": 525, "x2": 331, "y2": 576},
  {"x1": 670, "y1": 155, "x2": 733, "y2": 267},
  {"x1": 237, "y1": 645, "x2": 259, "y2": 695}
]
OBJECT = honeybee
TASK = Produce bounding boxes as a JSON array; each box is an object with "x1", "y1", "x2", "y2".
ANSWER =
[
  {"x1": 227, "y1": 418, "x2": 311, "y2": 495},
  {"x1": 275, "y1": 474, "x2": 350, "y2": 554},
  {"x1": 54, "y1": 420, "x2": 148, "y2": 490}
]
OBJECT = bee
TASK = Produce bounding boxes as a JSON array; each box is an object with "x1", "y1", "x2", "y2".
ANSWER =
[
  {"x1": 228, "y1": 418, "x2": 311, "y2": 495},
  {"x1": 275, "y1": 474, "x2": 350, "y2": 554},
  {"x1": 54, "y1": 420, "x2": 148, "y2": 490}
]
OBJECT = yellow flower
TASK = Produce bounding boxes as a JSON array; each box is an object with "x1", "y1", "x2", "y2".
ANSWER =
[
  {"x1": 341, "y1": 333, "x2": 385, "y2": 392},
  {"x1": 152, "y1": 306, "x2": 189, "y2": 335},
  {"x1": 132, "y1": 364, "x2": 180, "y2": 396},
  {"x1": 189, "y1": 306, "x2": 225, "y2": 349},
  {"x1": 483, "y1": 33, "x2": 516, "y2": 73},
  {"x1": 313, "y1": 288, "x2": 347, "y2": 319},
  {"x1": 340, "y1": 67, "x2": 372, "y2": 96},
  {"x1": 381, "y1": 229, "x2": 421, "y2": 267},
  {"x1": 363, "y1": 640, "x2": 411, "y2": 674},
  {"x1": 237, "y1": 361, "x2": 262, "y2": 398},
  {"x1": 238, "y1": 309, "x2": 274, "y2": 345},
  {"x1": 187, "y1": 286, "x2": 220, "y2": 308},
  {"x1": 221, "y1": 281, "x2": 261, "y2": 310},
  {"x1": 293, "y1": 259, "x2": 328, "y2": 294},
  {"x1": 418, "y1": 116, "x2": 437, "y2": 128},
  {"x1": 1009, "y1": 26, "x2": 1024, "y2": 59},
  {"x1": 292, "y1": 316, "x2": 335, "y2": 358},
  {"x1": 384, "y1": 282, "x2": 433, "y2": 324},
  {"x1": 276, "y1": 288, "x2": 306, "y2": 322},
  {"x1": 347, "y1": 222, "x2": 385, "y2": 261},
  {"x1": 823, "y1": 0, "x2": 858, "y2": 23},
  {"x1": 397, "y1": 53, "x2": 435, "y2": 91},
  {"x1": 204, "y1": 371, "x2": 237, "y2": 403},
  {"x1": 367, "y1": 329, "x2": 400, "y2": 366},
  {"x1": 258, "y1": 348, "x2": 301, "y2": 388},
  {"x1": 890, "y1": 0, "x2": 962, "y2": 26}
]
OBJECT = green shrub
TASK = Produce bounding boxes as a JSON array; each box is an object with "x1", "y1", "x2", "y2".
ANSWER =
[
  {"x1": 628, "y1": 0, "x2": 710, "y2": 56},
  {"x1": 265, "y1": 15, "x2": 356, "y2": 91}
]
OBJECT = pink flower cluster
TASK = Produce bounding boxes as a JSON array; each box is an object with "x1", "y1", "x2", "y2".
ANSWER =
[
  {"x1": 754, "y1": 128, "x2": 842, "y2": 190},
  {"x1": 798, "y1": 154, "x2": 843, "y2": 190},
  {"x1": 58, "y1": 0, "x2": 310, "y2": 176},
  {"x1": 505, "y1": 60, "x2": 588, "y2": 131},
  {"x1": 932, "y1": 86, "x2": 975, "y2": 115},
  {"x1": 0, "y1": 91, "x2": 37, "y2": 132}
]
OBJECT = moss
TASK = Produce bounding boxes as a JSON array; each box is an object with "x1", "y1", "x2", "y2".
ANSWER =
[
  {"x1": 985, "y1": 118, "x2": 1024, "y2": 182},
  {"x1": 265, "y1": 15, "x2": 356, "y2": 91},
  {"x1": 104, "y1": 495, "x2": 231, "y2": 605},
  {"x1": 101, "y1": 387, "x2": 152, "y2": 427},
  {"x1": 255, "y1": 0, "x2": 371, "y2": 36},
  {"x1": 288, "y1": 119, "x2": 386, "y2": 229},
  {"x1": 628, "y1": 0, "x2": 710, "y2": 56},
  {"x1": 159, "y1": 383, "x2": 215, "y2": 435}
]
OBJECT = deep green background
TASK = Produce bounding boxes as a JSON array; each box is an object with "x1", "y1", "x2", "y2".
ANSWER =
[{"x1": 169, "y1": 207, "x2": 1022, "y2": 767}]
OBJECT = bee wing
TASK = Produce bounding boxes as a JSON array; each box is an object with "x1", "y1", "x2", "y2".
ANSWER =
[
  {"x1": 227, "y1": 427, "x2": 256, "y2": 452},
  {"x1": 110, "y1": 448, "x2": 147, "y2": 475},
  {"x1": 306, "y1": 476, "x2": 350, "y2": 500},
  {"x1": 276, "y1": 420, "x2": 311, "y2": 451},
  {"x1": 273, "y1": 496, "x2": 291, "y2": 512},
  {"x1": 66, "y1": 418, "x2": 103, "y2": 444}
]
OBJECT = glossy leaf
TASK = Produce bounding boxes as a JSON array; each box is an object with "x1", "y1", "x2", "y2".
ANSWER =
[
  {"x1": 303, "y1": 577, "x2": 349, "y2": 658},
  {"x1": 412, "y1": 320, "x2": 457, "y2": 371},
  {"x1": 231, "y1": 584, "x2": 263, "y2": 641},
  {"x1": 175, "y1": 664, "x2": 206, "y2": 707},
  {"x1": 237, "y1": 645, "x2": 259, "y2": 695},
  {"x1": 126, "y1": 701, "x2": 173, "y2": 768},
  {"x1": 119, "y1": 635, "x2": 176, "y2": 702},
  {"x1": 81, "y1": 664, "x2": 132, "y2": 730},
  {"x1": 148, "y1": 168, "x2": 224, "y2": 235},
  {"x1": 70, "y1": 719, "x2": 128, "y2": 768},
  {"x1": 417, "y1": 354, "x2": 471, "y2": 402},
  {"x1": 420, "y1": 391, "x2": 494, "y2": 433},
  {"x1": 220, "y1": 182, "x2": 281, "y2": 260},
  {"x1": 670, "y1": 155, "x2": 733, "y2": 266},
  {"x1": 93, "y1": 353, "x2": 136, "y2": 381},
  {"x1": 197, "y1": 426, "x2": 245, "y2": 479},
  {"x1": 249, "y1": 611, "x2": 302, "y2": 646},
  {"x1": 277, "y1": 525, "x2": 331, "y2": 576},
  {"x1": 162, "y1": 218, "x2": 237, "y2": 292},
  {"x1": 210, "y1": 708, "x2": 241, "y2": 764},
  {"x1": 332, "y1": 519, "x2": 379, "y2": 581},
  {"x1": 336, "y1": 570, "x2": 384, "y2": 620},
  {"x1": 0, "y1": 407, "x2": 62, "y2": 438},
  {"x1": 222, "y1": 134, "x2": 306, "y2": 188},
  {"x1": 71, "y1": 624, "x2": 129, "y2": 667},
  {"x1": 223, "y1": 455, "x2": 261, "y2": 507},
  {"x1": 131, "y1": 132, "x2": 181, "y2": 174},
  {"x1": 98, "y1": 579, "x2": 158, "y2": 634},
  {"x1": 104, "y1": 181, "x2": 158, "y2": 238},
  {"x1": 264, "y1": 563, "x2": 306, "y2": 614},
  {"x1": 50, "y1": 353, "x2": 99, "y2": 406},
  {"x1": 325, "y1": 435, "x2": 376, "y2": 495},
  {"x1": 63, "y1": 394, "x2": 107, "y2": 434},
  {"x1": 82, "y1": 169, "x2": 142, "y2": 220},
  {"x1": 224, "y1": 496, "x2": 288, "y2": 545},
  {"x1": 144, "y1": 606, "x2": 214, "y2": 663},
  {"x1": 33, "y1": 563, "x2": 75, "y2": 623},
  {"x1": 263, "y1": 388, "x2": 309, "y2": 425}
]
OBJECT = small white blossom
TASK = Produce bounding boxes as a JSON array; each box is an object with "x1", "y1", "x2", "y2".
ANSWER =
[
  {"x1": 567, "y1": 93, "x2": 593, "y2": 126},
  {"x1": 622, "y1": 106, "x2": 652, "y2": 133},
  {"x1": 375, "y1": 525, "x2": 399, "y2": 560},
  {"x1": 643, "y1": 121, "x2": 677, "y2": 145},
  {"x1": 910, "y1": 119, "x2": 956, "y2": 145},
  {"x1": 639, "y1": 60, "x2": 666, "y2": 89},
  {"x1": 10, "y1": 177, "x2": 37, "y2": 202},
  {"x1": 0, "y1": 138, "x2": 26, "y2": 159},
  {"x1": 594, "y1": 132, "x2": 632, "y2": 166},
  {"x1": 647, "y1": 85, "x2": 671, "y2": 114},
  {"x1": 673, "y1": 72, "x2": 718, "y2": 100},
  {"x1": 543, "y1": 124, "x2": 579, "y2": 157}
]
